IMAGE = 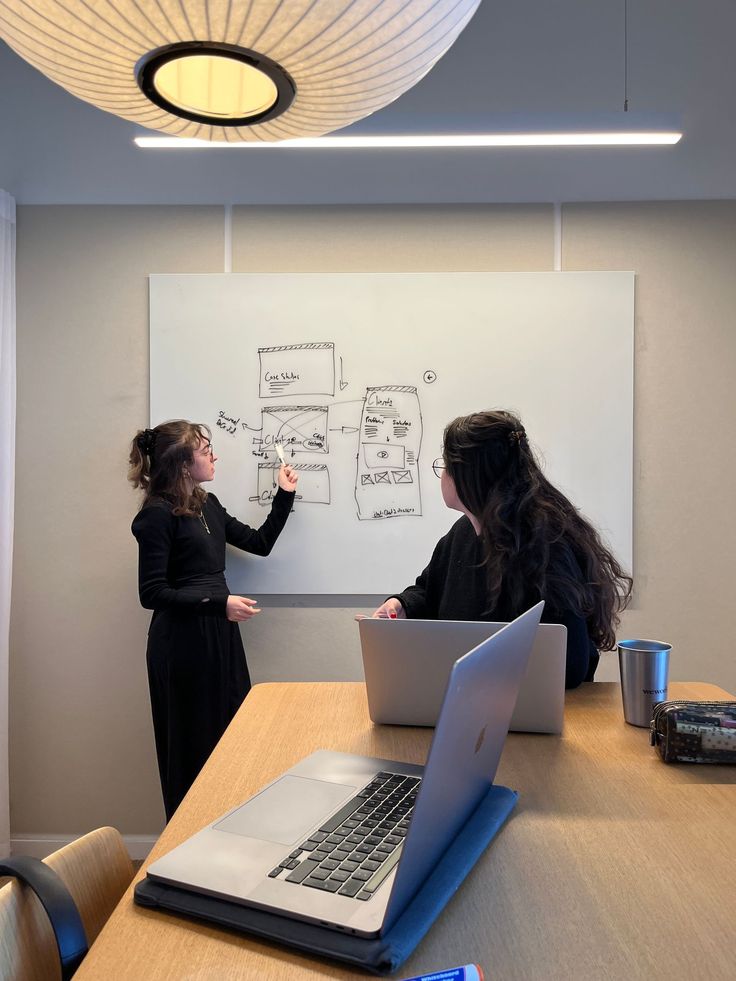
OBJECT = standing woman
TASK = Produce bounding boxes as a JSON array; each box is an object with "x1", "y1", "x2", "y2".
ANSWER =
[
  {"x1": 371, "y1": 410, "x2": 632, "y2": 688},
  {"x1": 128, "y1": 420, "x2": 297, "y2": 820}
]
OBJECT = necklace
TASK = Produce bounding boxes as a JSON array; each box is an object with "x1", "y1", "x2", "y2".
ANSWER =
[{"x1": 198, "y1": 510, "x2": 210, "y2": 534}]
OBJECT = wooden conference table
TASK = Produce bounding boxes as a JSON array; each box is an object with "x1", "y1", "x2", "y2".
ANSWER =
[{"x1": 76, "y1": 681, "x2": 736, "y2": 980}]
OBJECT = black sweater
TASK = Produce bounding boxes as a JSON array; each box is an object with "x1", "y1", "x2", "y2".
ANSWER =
[
  {"x1": 391, "y1": 516, "x2": 599, "y2": 688},
  {"x1": 131, "y1": 488, "x2": 294, "y2": 618}
]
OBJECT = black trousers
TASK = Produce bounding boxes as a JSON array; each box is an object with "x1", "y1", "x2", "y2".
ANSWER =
[{"x1": 146, "y1": 610, "x2": 251, "y2": 821}]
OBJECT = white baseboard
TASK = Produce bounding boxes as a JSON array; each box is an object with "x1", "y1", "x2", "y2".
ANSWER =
[{"x1": 10, "y1": 833, "x2": 158, "y2": 861}]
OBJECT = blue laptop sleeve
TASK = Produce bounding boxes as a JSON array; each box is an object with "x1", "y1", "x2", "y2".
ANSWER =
[{"x1": 134, "y1": 784, "x2": 518, "y2": 975}]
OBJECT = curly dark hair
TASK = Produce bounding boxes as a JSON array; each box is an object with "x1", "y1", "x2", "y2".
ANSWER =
[
  {"x1": 443, "y1": 410, "x2": 632, "y2": 651},
  {"x1": 128, "y1": 420, "x2": 211, "y2": 517}
]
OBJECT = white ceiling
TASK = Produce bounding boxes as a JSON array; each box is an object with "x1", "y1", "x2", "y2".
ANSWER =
[{"x1": 2, "y1": 0, "x2": 735, "y2": 205}]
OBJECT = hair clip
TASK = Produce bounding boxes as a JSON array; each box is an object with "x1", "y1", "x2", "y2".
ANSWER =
[
  {"x1": 509, "y1": 428, "x2": 526, "y2": 445},
  {"x1": 137, "y1": 428, "x2": 157, "y2": 455}
]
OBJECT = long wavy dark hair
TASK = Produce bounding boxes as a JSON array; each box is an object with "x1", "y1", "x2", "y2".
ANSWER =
[
  {"x1": 127, "y1": 420, "x2": 210, "y2": 517},
  {"x1": 443, "y1": 410, "x2": 632, "y2": 651}
]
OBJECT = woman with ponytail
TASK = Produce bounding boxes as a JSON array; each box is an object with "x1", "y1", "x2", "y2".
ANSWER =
[
  {"x1": 128, "y1": 420, "x2": 297, "y2": 820},
  {"x1": 370, "y1": 410, "x2": 632, "y2": 688}
]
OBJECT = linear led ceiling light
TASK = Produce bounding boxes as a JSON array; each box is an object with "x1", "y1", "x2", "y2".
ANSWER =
[
  {"x1": 0, "y1": 1, "x2": 481, "y2": 141},
  {"x1": 135, "y1": 132, "x2": 683, "y2": 149}
]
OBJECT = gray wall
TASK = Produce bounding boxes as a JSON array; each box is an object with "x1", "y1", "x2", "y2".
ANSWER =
[{"x1": 10, "y1": 203, "x2": 736, "y2": 838}]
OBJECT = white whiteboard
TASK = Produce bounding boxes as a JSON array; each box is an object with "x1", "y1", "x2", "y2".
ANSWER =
[{"x1": 150, "y1": 272, "x2": 633, "y2": 593}]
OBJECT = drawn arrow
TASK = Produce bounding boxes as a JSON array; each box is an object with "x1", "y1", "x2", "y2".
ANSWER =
[
  {"x1": 339, "y1": 357, "x2": 349, "y2": 391},
  {"x1": 329, "y1": 426, "x2": 360, "y2": 434}
]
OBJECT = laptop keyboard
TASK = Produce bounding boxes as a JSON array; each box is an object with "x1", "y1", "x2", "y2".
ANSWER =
[{"x1": 267, "y1": 771, "x2": 420, "y2": 901}]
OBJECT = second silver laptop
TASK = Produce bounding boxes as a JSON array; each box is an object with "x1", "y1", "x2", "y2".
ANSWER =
[{"x1": 360, "y1": 618, "x2": 566, "y2": 733}]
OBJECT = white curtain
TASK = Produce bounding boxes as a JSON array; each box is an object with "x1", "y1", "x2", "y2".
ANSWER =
[{"x1": 0, "y1": 191, "x2": 16, "y2": 857}]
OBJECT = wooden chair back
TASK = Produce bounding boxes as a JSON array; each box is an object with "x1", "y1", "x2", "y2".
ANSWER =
[{"x1": 0, "y1": 827, "x2": 134, "y2": 980}]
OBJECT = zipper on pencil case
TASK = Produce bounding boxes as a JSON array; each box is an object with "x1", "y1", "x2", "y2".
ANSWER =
[{"x1": 650, "y1": 700, "x2": 736, "y2": 745}]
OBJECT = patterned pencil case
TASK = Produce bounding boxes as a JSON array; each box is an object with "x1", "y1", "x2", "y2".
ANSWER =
[{"x1": 650, "y1": 700, "x2": 736, "y2": 764}]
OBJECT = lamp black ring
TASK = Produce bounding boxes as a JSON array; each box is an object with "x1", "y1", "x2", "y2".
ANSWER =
[{"x1": 135, "y1": 41, "x2": 296, "y2": 127}]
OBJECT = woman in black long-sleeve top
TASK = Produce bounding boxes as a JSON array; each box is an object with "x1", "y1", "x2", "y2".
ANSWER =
[
  {"x1": 129, "y1": 420, "x2": 297, "y2": 820},
  {"x1": 371, "y1": 410, "x2": 632, "y2": 689}
]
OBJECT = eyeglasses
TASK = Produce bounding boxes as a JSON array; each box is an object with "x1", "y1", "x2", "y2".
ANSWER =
[
  {"x1": 199, "y1": 441, "x2": 214, "y2": 458},
  {"x1": 432, "y1": 458, "x2": 446, "y2": 478}
]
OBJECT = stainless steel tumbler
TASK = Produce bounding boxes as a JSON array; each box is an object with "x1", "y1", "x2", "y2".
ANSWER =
[{"x1": 617, "y1": 639, "x2": 671, "y2": 727}]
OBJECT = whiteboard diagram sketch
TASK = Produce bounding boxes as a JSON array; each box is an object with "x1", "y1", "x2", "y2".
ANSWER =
[
  {"x1": 255, "y1": 462, "x2": 330, "y2": 506},
  {"x1": 222, "y1": 355, "x2": 425, "y2": 520},
  {"x1": 259, "y1": 405, "x2": 329, "y2": 455},
  {"x1": 149, "y1": 271, "x2": 634, "y2": 593},
  {"x1": 355, "y1": 386, "x2": 422, "y2": 520},
  {"x1": 258, "y1": 343, "x2": 335, "y2": 397}
]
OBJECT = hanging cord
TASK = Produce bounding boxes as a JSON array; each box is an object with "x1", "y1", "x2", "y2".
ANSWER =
[{"x1": 623, "y1": 0, "x2": 629, "y2": 111}]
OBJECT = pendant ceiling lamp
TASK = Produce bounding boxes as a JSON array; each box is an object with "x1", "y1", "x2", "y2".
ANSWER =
[{"x1": 0, "y1": 1, "x2": 481, "y2": 142}]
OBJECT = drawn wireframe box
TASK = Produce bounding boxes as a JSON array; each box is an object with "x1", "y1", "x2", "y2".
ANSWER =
[
  {"x1": 258, "y1": 343, "x2": 335, "y2": 398},
  {"x1": 262, "y1": 406, "x2": 328, "y2": 454},
  {"x1": 257, "y1": 463, "x2": 330, "y2": 506},
  {"x1": 362, "y1": 443, "x2": 405, "y2": 469},
  {"x1": 355, "y1": 385, "x2": 422, "y2": 520}
]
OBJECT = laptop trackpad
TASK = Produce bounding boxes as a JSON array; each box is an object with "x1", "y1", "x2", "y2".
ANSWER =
[{"x1": 213, "y1": 775, "x2": 355, "y2": 846}]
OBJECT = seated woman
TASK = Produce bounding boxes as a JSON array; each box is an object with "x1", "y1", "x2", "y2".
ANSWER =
[{"x1": 371, "y1": 410, "x2": 632, "y2": 688}]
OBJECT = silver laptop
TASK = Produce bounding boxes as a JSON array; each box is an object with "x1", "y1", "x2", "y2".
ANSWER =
[
  {"x1": 360, "y1": 618, "x2": 566, "y2": 734},
  {"x1": 145, "y1": 602, "x2": 543, "y2": 939}
]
